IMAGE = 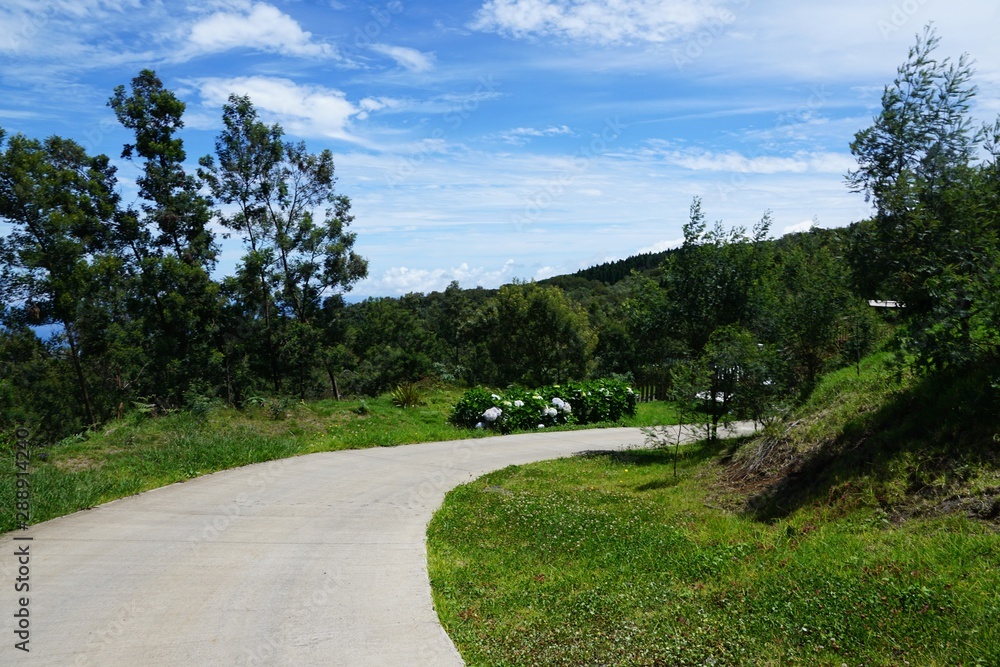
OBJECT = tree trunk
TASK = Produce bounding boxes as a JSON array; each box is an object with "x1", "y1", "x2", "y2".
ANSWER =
[{"x1": 64, "y1": 320, "x2": 96, "y2": 426}]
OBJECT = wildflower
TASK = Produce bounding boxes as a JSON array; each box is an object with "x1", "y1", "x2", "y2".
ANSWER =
[
  {"x1": 475, "y1": 422, "x2": 484, "y2": 429},
  {"x1": 491, "y1": 393, "x2": 501, "y2": 401},
  {"x1": 482, "y1": 407, "x2": 503, "y2": 422},
  {"x1": 513, "y1": 400, "x2": 524, "y2": 407}
]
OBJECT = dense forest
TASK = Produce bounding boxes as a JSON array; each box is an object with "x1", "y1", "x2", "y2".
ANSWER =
[{"x1": 2, "y1": 27, "x2": 999, "y2": 445}]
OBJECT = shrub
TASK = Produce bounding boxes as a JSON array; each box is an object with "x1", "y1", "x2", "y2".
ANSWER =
[
  {"x1": 450, "y1": 387, "x2": 496, "y2": 429},
  {"x1": 389, "y1": 382, "x2": 423, "y2": 408},
  {"x1": 450, "y1": 378, "x2": 637, "y2": 433}
]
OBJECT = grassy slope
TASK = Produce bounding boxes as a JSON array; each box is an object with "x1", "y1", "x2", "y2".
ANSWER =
[
  {"x1": 428, "y1": 354, "x2": 1000, "y2": 666},
  {"x1": 719, "y1": 352, "x2": 1000, "y2": 523},
  {"x1": 1, "y1": 388, "x2": 675, "y2": 534}
]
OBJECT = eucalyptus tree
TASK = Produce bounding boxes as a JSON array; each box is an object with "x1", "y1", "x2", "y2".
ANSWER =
[
  {"x1": 199, "y1": 94, "x2": 368, "y2": 396},
  {"x1": 847, "y1": 26, "x2": 999, "y2": 370}
]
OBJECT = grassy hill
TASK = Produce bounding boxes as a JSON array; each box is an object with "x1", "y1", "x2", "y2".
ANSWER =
[
  {"x1": 717, "y1": 352, "x2": 1000, "y2": 524},
  {"x1": 428, "y1": 353, "x2": 1000, "y2": 665}
]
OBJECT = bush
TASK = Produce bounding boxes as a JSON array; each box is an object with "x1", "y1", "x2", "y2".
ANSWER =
[
  {"x1": 389, "y1": 382, "x2": 424, "y2": 408},
  {"x1": 450, "y1": 378, "x2": 637, "y2": 433}
]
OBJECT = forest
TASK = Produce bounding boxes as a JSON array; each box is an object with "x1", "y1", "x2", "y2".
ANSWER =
[{"x1": 2, "y1": 27, "x2": 999, "y2": 446}]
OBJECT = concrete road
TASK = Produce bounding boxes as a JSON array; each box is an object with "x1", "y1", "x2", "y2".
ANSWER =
[{"x1": 2, "y1": 424, "x2": 753, "y2": 666}]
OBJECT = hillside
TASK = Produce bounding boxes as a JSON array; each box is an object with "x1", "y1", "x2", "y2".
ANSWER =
[
  {"x1": 542, "y1": 248, "x2": 675, "y2": 287},
  {"x1": 715, "y1": 352, "x2": 1000, "y2": 524}
]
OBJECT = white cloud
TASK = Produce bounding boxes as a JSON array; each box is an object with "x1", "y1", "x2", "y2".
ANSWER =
[
  {"x1": 369, "y1": 44, "x2": 435, "y2": 72},
  {"x1": 196, "y1": 76, "x2": 371, "y2": 143},
  {"x1": 182, "y1": 3, "x2": 336, "y2": 60},
  {"x1": 472, "y1": 0, "x2": 736, "y2": 44},
  {"x1": 653, "y1": 148, "x2": 856, "y2": 174},
  {"x1": 497, "y1": 124, "x2": 573, "y2": 145},
  {"x1": 637, "y1": 237, "x2": 684, "y2": 253},
  {"x1": 783, "y1": 219, "x2": 818, "y2": 235},
  {"x1": 357, "y1": 260, "x2": 518, "y2": 296}
]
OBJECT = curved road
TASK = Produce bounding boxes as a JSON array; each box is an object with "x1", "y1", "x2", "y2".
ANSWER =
[{"x1": 3, "y1": 424, "x2": 752, "y2": 666}]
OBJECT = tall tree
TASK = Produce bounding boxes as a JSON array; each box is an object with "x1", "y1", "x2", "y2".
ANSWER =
[
  {"x1": 847, "y1": 26, "x2": 998, "y2": 370},
  {"x1": 109, "y1": 69, "x2": 216, "y2": 267},
  {"x1": 0, "y1": 130, "x2": 121, "y2": 425},
  {"x1": 109, "y1": 70, "x2": 222, "y2": 404},
  {"x1": 663, "y1": 197, "x2": 772, "y2": 356},
  {"x1": 199, "y1": 94, "x2": 368, "y2": 396}
]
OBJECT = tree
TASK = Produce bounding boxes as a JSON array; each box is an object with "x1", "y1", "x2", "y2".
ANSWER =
[
  {"x1": 0, "y1": 130, "x2": 121, "y2": 425},
  {"x1": 473, "y1": 282, "x2": 596, "y2": 387},
  {"x1": 771, "y1": 229, "x2": 868, "y2": 395},
  {"x1": 663, "y1": 197, "x2": 773, "y2": 356},
  {"x1": 701, "y1": 324, "x2": 782, "y2": 434},
  {"x1": 847, "y1": 26, "x2": 999, "y2": 370},
  {"x1": 199, "y1": 94, "x2": 367, "y2": 396},
  {"x1": 109, "y1": 69, "x2": 216, "y2": 268},
  {"x1": 108, "y1": 70, "x2": 223, "y2": 405}
]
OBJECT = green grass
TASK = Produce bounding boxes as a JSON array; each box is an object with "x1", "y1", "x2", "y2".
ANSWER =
[
  {"x1": 1, "y1": 386, "x2": 675, "y2": 534},
  {"x1": 428, "y1": 447, "x2": 1000, "y2": 666},
  {"x1": 428, "y1": 355, "x2": 1000, "y2": 666},
  {"x1": 723, "y1": 351, "x2": 1000, "y2": 522}
]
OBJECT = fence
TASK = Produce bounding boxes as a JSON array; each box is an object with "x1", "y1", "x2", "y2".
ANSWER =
[{"x1": 635, "y1": 384, "x2": 669, "y2": 403}]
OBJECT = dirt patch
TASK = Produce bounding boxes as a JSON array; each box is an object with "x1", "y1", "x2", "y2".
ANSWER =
[{"x1": 54, "y1": 457, "x2": 105, "y2": 472}]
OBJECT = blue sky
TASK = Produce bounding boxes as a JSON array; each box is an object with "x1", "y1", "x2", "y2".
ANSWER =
[{"x1": 1, "y1": 0, "x2": 998, "y2": 299}]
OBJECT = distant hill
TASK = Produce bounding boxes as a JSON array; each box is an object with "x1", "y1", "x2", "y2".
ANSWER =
[{"x1": 549, "y1": 249, "x2": 675, "y2": 287}]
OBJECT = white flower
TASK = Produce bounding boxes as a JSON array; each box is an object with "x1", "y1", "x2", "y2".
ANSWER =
[
  {"x1": 532, "y1": 395, "x2": 543, "y2": 400},
  {"x1": 503, "y1": 400, "x2": 512, "y2": 407},
  {"x1": 491, "y1": 393, "x2": 501, "y2": 401},
  {"x1": 552, "y1": 397, "x2": 572, "y2": 414},
  {"x1": 537, "y1": 424, "x2": 545, "y2": 429},
  {"x1": 475, "y1": 422, "x2": 484, "y2": 429},
  {"x1": 482, "y1": 407, "x2": 503, "y2": 422},
  {"x1": 513, "y1": 400, "x2": 524, "y2": 407},
  {"x1": 543, "y1": 407, "x2": 558, "y2": 418}
]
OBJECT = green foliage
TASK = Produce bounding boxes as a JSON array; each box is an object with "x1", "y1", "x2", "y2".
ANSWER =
[
  {"x1": 663, "y1": 198, "x2": 773, "y2": 355},
  {"x1": 560, "y1": 378, "x2": 638, "y2": 424},
  {"x1": 450, "y1": 378, "x2": 637, "y2": 432},
  {"x1": 449, "y1": 387, "x2": 497, "y2": 429},
  {"x1": 389, "y1": 382, "x2": 424, "y2": 408},
  {"x1": 847, "y1": 26, "x2": 1000, "y2": 373},
  {"x1": 702, "y1": 324, "x2": 785, "y2": 431},
  {"x1": 471, "y1": 281, "x2": 597, "y2": 387},
  {"x1": 567, "y1": 249, "x2": 674, "y2": 285}
]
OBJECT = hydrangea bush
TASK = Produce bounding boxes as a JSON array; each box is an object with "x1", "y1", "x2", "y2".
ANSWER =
[{"x1": 450, "y1": 378, "x2": 637, "y2": 433}]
